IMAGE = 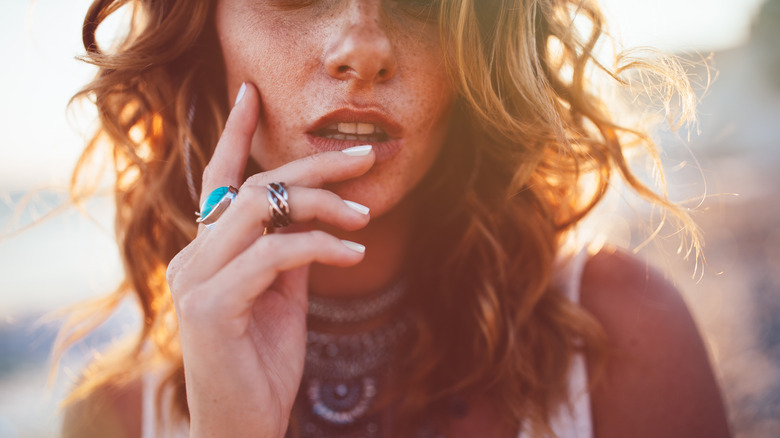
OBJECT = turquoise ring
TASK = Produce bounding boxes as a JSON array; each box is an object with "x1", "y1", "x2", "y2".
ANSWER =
[{"x1": 196, "y1": 186, "x2": 238, "y2": 229}]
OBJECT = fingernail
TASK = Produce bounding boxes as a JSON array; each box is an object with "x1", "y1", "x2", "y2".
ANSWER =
[
  {"x1": 341, "y1": 240, "x2": 366, "y2": 253},
  {"x1": 342, "y1": 145, "x2": 372, "y2": 157},
  {"x1": 234, "y1": 82, "x2": 247, "y2": 106},
  {"x1": 344, "y1": 200, "x2": 370, "y2": 215}
]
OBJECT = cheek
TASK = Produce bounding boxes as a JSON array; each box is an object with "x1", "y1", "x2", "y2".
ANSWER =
[
  {"x1": 249, "y1": 104, "x2": 312, "y2": 172},
  {"x1": 405, "y1": 59, "x2": 456, "y2": 163},
  {"x1": 219, "y1": 30, "x2": 319, "y2": 169},
  {"x1": 402, "y1": 32, "x2": 456, "y2": 129},
  {"x1": 216, "y1": 4, "x2": 312, "y2": 113}
]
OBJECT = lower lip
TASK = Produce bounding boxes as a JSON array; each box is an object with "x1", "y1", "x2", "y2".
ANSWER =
[{"x1": 305, "y1": 134, "x2": 402, "y2": 163}]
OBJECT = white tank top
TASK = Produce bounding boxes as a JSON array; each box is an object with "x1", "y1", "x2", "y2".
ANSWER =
[
  {"x1": 142, "y1": 251, "x2": 593, "y2": 438},
  {"x1": 518, "y1": 248, "x2": 593, "y2": 438}
]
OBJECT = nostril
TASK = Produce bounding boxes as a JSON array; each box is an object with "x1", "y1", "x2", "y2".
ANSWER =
[
  {"x1": 338, "y1": 65, "x2": 350, "y2": 74},
  {"x1": 378, "y1": 68, "x2": 387, "y2": 77}
]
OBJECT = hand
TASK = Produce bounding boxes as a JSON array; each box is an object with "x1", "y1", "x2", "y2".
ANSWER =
[{"x1": 166, "y1": 83, "x2": 374, "y2": 438}]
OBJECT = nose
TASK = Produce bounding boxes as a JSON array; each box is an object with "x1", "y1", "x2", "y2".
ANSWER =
[{"x1": 323, "y1": 2, "x2": 397, "y2": 84}]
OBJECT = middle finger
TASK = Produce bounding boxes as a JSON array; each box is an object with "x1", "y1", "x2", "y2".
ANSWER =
[{"x1": 187, "y1": 185, "x2": 370, "y2": 283}]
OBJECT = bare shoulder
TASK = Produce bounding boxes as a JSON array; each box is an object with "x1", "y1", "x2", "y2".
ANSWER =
[
  {"x1": 61, "y1": 378, "x2": 143, "y2": 438},
  {"x1": 579, "y1": 247, "x2": 731, "y2": 438}
]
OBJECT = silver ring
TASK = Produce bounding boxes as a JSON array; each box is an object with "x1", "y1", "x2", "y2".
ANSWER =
[
  {"x1": 196, "y1": 186, "x2": 239, "y2": 229},
  {"x1": 266, "y1": 182, "x2": 291, "y2": 228}
]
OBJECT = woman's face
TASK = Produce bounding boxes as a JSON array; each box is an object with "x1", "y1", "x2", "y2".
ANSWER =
[{"x1": 215, "y1": 0, "x2": 456, "y2": 217}]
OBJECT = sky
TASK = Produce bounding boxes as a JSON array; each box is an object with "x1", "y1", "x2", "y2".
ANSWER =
[
  {"x1": 0, "y1": 0, "x2": 770, "y2": 315},
  {"x1": 599, "y1": 0, "x2": 766, "y2": 51}
]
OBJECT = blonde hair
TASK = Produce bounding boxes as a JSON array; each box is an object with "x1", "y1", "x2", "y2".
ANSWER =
[{"x1": 60, "y1": 0, "x2": 698, "y2": 435}]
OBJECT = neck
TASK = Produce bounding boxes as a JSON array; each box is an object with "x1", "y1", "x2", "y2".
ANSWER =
[{"x1": 309, "y1": 194, "x2": 415, "y2": 299}]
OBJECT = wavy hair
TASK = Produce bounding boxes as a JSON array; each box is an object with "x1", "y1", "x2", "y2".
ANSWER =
[{"x1": 59, "y1": 0, "x2": 698, "y2": 435}]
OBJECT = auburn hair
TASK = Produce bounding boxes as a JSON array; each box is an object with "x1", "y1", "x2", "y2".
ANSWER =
[{"x1": 59, "y1": 0, "x2": 698, "y2": 435}]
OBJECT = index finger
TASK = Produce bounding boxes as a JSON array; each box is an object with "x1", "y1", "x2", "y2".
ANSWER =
[{"x1": 200, "y1": 81, "x2": 259, "y2": 206}]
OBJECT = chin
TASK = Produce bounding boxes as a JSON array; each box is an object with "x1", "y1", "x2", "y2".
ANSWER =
[{"x1": 329, "y1": 174, "x2": 412, "y2": 220}]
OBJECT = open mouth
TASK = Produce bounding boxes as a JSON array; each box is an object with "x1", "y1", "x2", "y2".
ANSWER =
[
  {"x1": 306, "y1": 109, "x2": 404, "y2": 162},
  {"x1": 312, "y1": 122, "x2": 390, "y2": 143}
]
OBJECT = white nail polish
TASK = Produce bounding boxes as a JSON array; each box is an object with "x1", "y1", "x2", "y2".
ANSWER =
[
  {"x1": 342, "y1": 145, "x2": 372, "y2": 156},
  {"x1": 234, "y1": 82, "x2": 247, "y2": 106},
  {"x1": 341, "y1": 240, "x2": 366, "y2": 253},
  {"x1": 344, "y1": 200, "x2": 370, "y2": 215}
]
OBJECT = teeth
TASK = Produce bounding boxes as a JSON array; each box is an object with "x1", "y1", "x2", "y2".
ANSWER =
[
  {"x1": 337, "y1": 123, "x2": 358, "y2": 134},
  {"x1": 320, "y1": 122, "x2": 387, "y2": 140},
  {"x1": 356, "y1": 123, "x2": 376, "y2": 134},
  {"x1": 334, "y1": 122, "x2": 380, "y2": 135}
]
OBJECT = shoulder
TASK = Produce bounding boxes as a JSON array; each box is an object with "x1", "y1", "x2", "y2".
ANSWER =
[
  {"x1": 578, "y1": 247, "x2": 731, "y2": 438},
  {"x1": 579, "y1": 247, "x2": 693, "y2": 340},
  {"x1": 61, "y1": 378, "x2": 143, "y2": 438}
]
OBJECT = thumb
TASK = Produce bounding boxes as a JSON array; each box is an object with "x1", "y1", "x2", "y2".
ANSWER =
[{"x1": 274, "y1": 265, "x2": 311, "y2": 313}]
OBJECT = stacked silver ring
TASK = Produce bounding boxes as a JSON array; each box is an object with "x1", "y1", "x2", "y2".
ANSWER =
[{"x1": 266, "y1": 182, "x2": 291, "y2": 228}]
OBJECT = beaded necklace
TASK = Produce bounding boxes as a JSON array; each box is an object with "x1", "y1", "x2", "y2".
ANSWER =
[{"x1": 290, "y1": 281, "x2": 444, "y2": 438}]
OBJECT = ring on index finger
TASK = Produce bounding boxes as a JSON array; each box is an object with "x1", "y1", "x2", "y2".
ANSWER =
[
  {"x1": 266, "y1": 182, "x2": 291, "y2": 228},
  {"x1": 196, "y1": 185, "x2": 238, "y2": 229}
]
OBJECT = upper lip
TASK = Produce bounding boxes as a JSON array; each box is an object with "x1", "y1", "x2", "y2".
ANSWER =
[{"x1": 307, "y1": 108, "x2": 403, "y2": 139}]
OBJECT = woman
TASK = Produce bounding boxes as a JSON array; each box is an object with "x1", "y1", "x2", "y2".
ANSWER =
[{"x1": 61, "y1": 0, "x2": 730, "y2": 437}]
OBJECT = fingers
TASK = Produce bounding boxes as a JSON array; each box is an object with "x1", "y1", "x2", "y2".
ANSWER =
[
  {"x1": 185, "y1": 186, "x2": 370, "y2": 282},
  {"x1": 243, "y1": 145, "x2": 375, "y2": 189},
  {"x1": 190, "y1": 231, "x2": 365, "y2": 317},
  {"x1": 231, "y1": 185, "x2": 370, "y2": 232},
  {"x1": 200, "y1": 82, "x2": 259, "y2": 206}
]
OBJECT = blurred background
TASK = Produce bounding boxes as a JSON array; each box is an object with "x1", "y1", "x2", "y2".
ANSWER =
[{"x1": 1, "y1": 0, "x2": 778, "y2": 436}]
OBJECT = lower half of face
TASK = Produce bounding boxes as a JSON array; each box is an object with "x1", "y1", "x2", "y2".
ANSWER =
[
  {"x1": 250, "y1": 92, "x2": 455, "y2": 218},
  {"x1": 216, "y1": 0, "x2": 457, "y2": 219}
]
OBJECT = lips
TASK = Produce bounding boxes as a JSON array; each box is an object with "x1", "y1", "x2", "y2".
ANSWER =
[{"x1": 306, "y1": 108, "x2": 403, "y2": 162}]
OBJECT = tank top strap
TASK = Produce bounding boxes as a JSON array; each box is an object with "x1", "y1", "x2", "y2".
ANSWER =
[
  {"x1": 556, "y1": 246, "x2": 590, "y2": 304},
  {"x1": 518, "y1": 248, "x2": 594, "y2": 438},
  {"x1": 141, "y1": 370, "x2": 189, "y2": 438},
  {"x1": 141, "y1": 371, "x2": 157, "y2": 438}
]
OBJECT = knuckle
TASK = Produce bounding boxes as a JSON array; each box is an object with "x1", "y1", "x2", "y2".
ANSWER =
[
  {"x1": 176, "y1": 283, "x2": 225, "y2": 323},
  {"x1": 252, "y1": 236, "x2": 287, "y2": 273},
  {"x1": 319, "y1": 188, "x2": 341, "y2": 204},
  {"x1": 168, "y1": 268, "x2": 191, "y2": 303},
  {"x1": 257, "y1": 234, "x2": 281, "y2": 253},
  {"x1": 166, "y1": 239, "x2": 204, "y2": 299},
  {"x1": 312, "y1": 187, "x2": 330, "y2": 199},
  {"x1": 306, "y1": 153, "x2": 323, "y2": 164},
  {"x1": 165, "y1": 260, "x2": 178, "y2": 290},
  {"x1": 311, "y1": 189, "x2": 337, "y2": 216},
  {"x1": 235, "y1": 184, "x2": 260, "y2": 207},
  {"x1": 305, "y1": 155, "x2": 328, "y2": 183},
  {"x1": 175, "y1": 287, "x2": 205, "y2": 319},
  {"x1": 308, "y1": 230, "x2": 332, "y2": 245},
  {"x1": 233, "y1": 185, "x2": 269, "y2": 226},
  {"x1": 244, "y1": 173, "x2": 267, "y2": 187},
  {"x1": 167, "y1": 245, "x2": 193, "y2": 295}
]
